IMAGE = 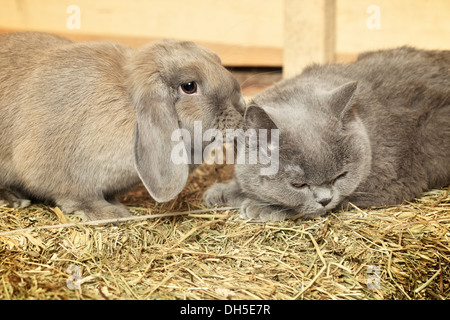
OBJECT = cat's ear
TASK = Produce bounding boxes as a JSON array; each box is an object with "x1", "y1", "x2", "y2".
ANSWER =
[
  {"x1": 244, "y1": 104, "x2": 278, "y2": 131},
  {"x1": 329, "y1": 81, "x2": 358, "y2": 126},
  {"x1": 244, "y1": 104, "x2": 280, "y2": 153}
]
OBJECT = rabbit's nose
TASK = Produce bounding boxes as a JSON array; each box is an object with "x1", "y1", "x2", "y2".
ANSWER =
[{"x1": 235, "y1": 95, "x2": 246, "y2": 115}]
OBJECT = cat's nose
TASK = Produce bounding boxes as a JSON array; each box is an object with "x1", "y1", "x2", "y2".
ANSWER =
[{"x1": 318, "y1": 198, "x2": 331, "y2": 207}]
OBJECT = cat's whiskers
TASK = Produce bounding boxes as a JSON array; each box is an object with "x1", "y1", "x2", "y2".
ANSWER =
[
  {"x1": 252, "y1": 200, "x2": 292, "y2": 212},
  {"x1": 253, "y1": 201, "x2": 277, "y2": 208}
]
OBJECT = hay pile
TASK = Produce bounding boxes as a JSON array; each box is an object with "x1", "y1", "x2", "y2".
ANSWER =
[{"x1": 0, "y1": 164, "x2": 449, "y2": 300}]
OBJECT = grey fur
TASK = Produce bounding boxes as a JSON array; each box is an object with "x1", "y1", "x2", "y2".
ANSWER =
[
  {"x1": 204, "y1": 46, "x2": 450, "y2": 221},
  {"x1": 0, "y1": 32, "x2": 244, "y2": 220}
]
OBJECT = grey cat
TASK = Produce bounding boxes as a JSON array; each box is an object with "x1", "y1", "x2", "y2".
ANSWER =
[{"x1": 204, "y1": 46, "x2": 450, "y2": 221}]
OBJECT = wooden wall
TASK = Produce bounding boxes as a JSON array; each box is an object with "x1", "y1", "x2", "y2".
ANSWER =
[
  {"x1": 1, "y1": 0, "x2": 449, "y2": 76},
  {"x1": 0, "y1": 0, "x2": 284, "y2": 67}
]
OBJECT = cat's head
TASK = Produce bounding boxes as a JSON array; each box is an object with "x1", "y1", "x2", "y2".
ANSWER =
[{"x1": 234, "y1": 81, "x2": 372, "y2": 218}]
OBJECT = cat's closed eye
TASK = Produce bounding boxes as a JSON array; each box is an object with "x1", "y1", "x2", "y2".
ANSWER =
[{"x1": 333, "y1": 171, "x2": 348, "y2": 183}]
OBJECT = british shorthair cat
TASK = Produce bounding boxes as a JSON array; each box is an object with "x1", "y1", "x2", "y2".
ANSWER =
[{"x1": 204, "y1": 47, "x2": 450, "y2": 221}]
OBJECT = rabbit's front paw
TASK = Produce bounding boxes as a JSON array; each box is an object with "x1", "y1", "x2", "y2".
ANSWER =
[
  {"x1": 240, "y1": 199, "x2": 296, "y2": 222},
  {"x1": 0, "y1": 188, "x2": 31, "y2": 208},
  {"x1": 203, "y1": 183, "x2": 230, "y2": 207},
  {"x1": 57, "y1": 199, "x2": 131, "y2": 221},
  {"x1": 83, "y1": 204, "x2": 131, "y2": 221}
]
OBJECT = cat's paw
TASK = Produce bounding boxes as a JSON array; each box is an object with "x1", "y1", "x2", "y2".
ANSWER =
[
  {"x1": 203, "y1": 183, "x2": 230, "y2": 207},
  {"x1": 240, "y1": 199, "x2": 296, "y2": 222},
  {"x1": 203, "y1": 180, "x2": 246, "y2": 207}
]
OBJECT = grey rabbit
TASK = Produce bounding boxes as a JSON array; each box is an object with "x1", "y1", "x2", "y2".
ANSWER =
[
  {"x1": 0, "y1": 32, "x2": 245, "y2": 220},
  {"x1": 204, "y1": 46, "x2": 450, "y2": 221}
]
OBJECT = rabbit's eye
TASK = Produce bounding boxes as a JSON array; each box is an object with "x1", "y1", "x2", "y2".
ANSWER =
[
  {"x1": 291, "y1": 183, "x2": 308, "y2": 190},
  {"x1": 180, "y1": 82, "x2": 198, "y2": 94}
]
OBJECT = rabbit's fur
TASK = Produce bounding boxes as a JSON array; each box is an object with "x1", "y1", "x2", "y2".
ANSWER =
[
  {"x1": 204, "y1": 46, "x2": 450, "y2": 221},
  {"x1": 0, "y1": 32, "x2": 244, "y2": 220}
]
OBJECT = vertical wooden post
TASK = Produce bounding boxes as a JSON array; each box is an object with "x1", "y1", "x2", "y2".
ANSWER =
[{"x1": 283, "y1": 0, "x2": 336, "y2": 78}]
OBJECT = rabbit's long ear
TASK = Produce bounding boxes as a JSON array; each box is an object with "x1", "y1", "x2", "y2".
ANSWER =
[{"x1": 133, "y1": 77, "x2": 189, "y2": 202}]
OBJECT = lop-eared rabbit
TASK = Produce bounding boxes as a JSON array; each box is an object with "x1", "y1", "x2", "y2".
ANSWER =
[{"x1": 0, "y1": 32, "x2": 244, "y2": 220}]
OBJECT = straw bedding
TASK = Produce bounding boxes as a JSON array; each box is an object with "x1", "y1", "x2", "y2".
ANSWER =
[{"x1": 0, "y1": 163, "x2": 449, "y2": 300}]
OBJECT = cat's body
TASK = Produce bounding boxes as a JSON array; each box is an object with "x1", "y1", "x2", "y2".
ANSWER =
[{"x1": 204, "y1": 47, "x2": 450, "y2": 221}]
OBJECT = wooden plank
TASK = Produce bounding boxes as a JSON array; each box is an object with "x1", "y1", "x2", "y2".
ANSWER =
[
  {"x1": 0, "y1": 0, "x2": 284, "y2": 67},
  {"x1": 337, "y1": 0, "x2": 450, "y2": 53},
  {"x1": 0, "y1": 28, "x2": 283, "y2": 67},
  {"x1": 0, "y1": 0, "x2": 284, "y2": 47},
  {"x1": 283, "y1": 0, "x2": 336, "y2": 78}
]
